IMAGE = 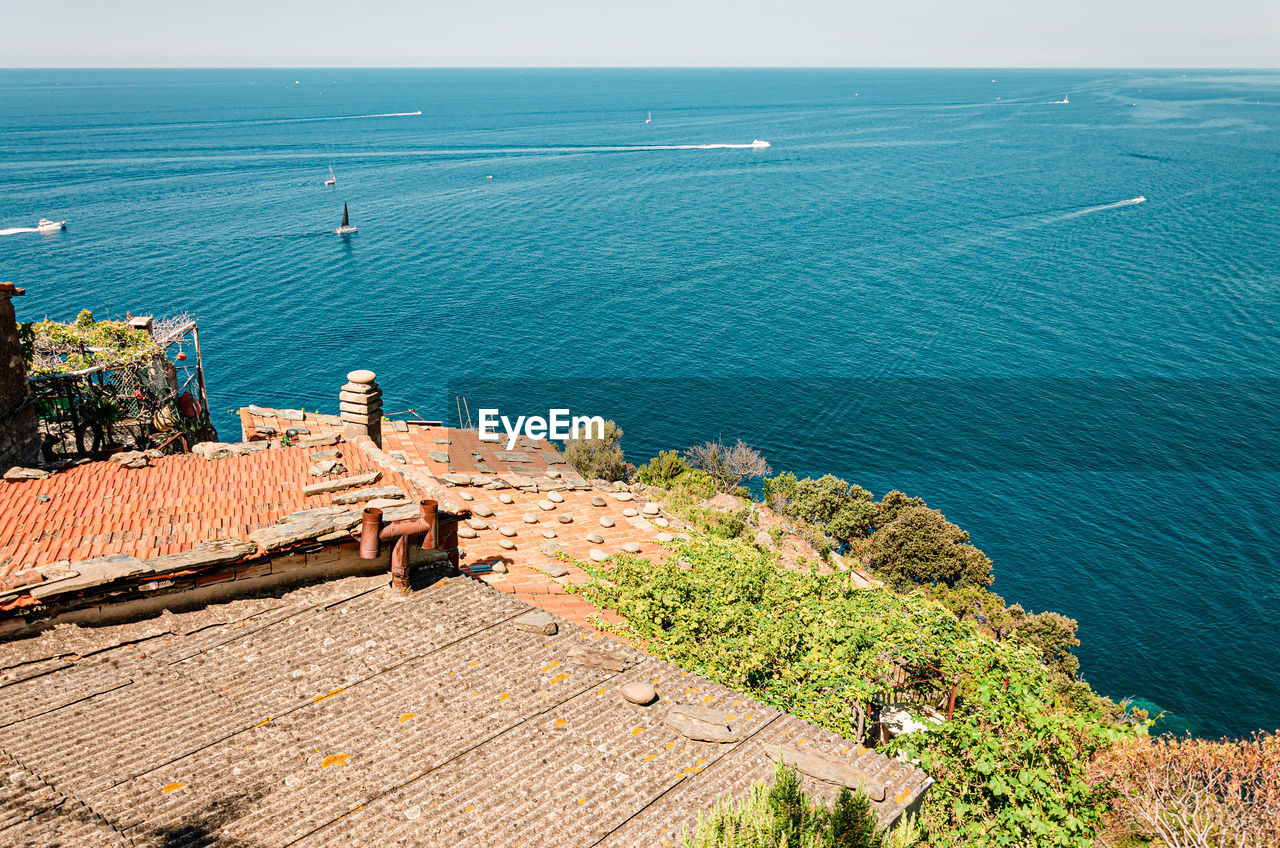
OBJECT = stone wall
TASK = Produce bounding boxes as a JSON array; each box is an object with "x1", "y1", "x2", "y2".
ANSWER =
[{"x1": 0, "y1": 284, "x2": 40, "y2": 470}]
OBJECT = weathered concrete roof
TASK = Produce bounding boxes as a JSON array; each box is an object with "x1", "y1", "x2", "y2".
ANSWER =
[{"x1": 0, "y1": 571, "x2": 930, "y2": 847}]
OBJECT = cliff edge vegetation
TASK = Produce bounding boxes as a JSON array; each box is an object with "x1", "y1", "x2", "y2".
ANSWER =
[{"x1": 562, "y1": 433, "x2": 1279, "y2": 848}]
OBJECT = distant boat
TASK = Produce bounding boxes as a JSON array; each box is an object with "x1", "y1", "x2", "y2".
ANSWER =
[
  {"x1": 36, "y1": 218, "x2": 65, "y2": 233},
  {"x1": 645, "y1": 111, "x2": 651, "y2": 124},
  {"x1": 750, "y1": 139, "x2": 771, "y2": 149},
  {"x1": 324, "y1": 166, "x2": 336, "y2": 187},
  {"x1": 1053, "y1": 93, "x2": 1069, "y2": 104},
  {"x1": 335, "y1": 202, "x2": 357, "y2": 235}
]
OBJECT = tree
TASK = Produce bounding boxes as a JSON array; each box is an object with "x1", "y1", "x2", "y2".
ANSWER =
[
  {"x1": 874, "y1": 491, "x2": 926, "y2": 528},
  {"x1": 561, "y1": 419, "x2": 632, "y2": 481},
  {"x1": 766, "y1": 473, "x2": 876, "y2": 541},
  {"x1": 868, "y1": 505, "x2": 993, "y2": 590},
  {"x1": 684, "y1": 439, "x2": 771, "y2": 492},
  {"x1": 1009, "y1": 607, "x2": 1081, "y2": 680}
]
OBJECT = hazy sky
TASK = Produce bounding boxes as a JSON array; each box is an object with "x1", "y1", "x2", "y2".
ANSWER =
[{"x1": 2, "y1": 0, "x2": 1276, "y2": 68}]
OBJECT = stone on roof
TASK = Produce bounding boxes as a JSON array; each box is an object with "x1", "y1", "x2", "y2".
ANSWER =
[
  {"x1": 142, "y1": 539, "x2": 258, "y2": 575},
  {"x1": 301, "y1": 470, "x2": 381, "y2": 497},
  {"x1": 330, "y1": 485, "x2": 405, "y2": 505}
]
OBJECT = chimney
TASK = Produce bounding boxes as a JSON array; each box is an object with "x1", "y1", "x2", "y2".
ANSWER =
[
  {"x1": 0, "y1": 283, "x2": 41, "y2": 469},
  {"x1": 340, "y1": 369, "x2": 382, "y2": 448}
]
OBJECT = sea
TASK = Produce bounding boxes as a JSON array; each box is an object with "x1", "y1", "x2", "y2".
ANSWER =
[{"x1": 1, "y1": 69, "x2": 1277, "y2": 738}]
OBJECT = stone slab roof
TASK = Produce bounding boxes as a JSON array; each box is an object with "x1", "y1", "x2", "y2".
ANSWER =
[
  {"x1": 238, "y1": 409, "x2": 586, "y2": 483},
  {"x1": 0, "y1": 571, "x2": 930, "y2": 847}
]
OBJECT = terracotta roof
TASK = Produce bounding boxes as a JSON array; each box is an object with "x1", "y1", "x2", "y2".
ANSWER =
[
  {"x1": 237, "y1": 408, "x2": 877, "y2": 636},
  {"x1": 0, "y1": 440, "x2": 420, "y2": 577},
  {"x1": 0, "y1": 572, "x2": 931, "y2": 846},
  {"x1": 239, "y1": 408, "x2": 586, "y2": 482}
]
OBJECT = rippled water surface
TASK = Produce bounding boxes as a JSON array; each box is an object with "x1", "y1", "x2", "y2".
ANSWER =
[{"x1": 2, "y1": 69, "x2": 1278, "y2": 736}]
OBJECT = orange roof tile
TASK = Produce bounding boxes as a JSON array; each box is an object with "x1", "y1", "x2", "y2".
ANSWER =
[{"x1": 0, "y1": 440, "x2": 422, "y2": 576}]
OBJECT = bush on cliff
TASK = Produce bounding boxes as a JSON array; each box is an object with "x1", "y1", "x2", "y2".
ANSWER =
[
  {"x1": 765, "y1": 473, "x2": 877, "y2": 542},
  {"x1": 573, "y1": 536, "x2": 1138, "y2": 848},
  {"x1": 867, "y1": 504, "x2": 993, "y2": 591},
  {"x1": 1089, "y1": 731, "x2": 1280, "y2": 847},
  {"x1": 561, "y1": 418, "x2": 632, "y2": 481},
  {"x1": 681, "y1": 760, "x2": 885, "y2": 848},
  {"x1": 685, "y1": 439, "x2": 772, "y2": 492},
  {"x1": 638, "y1": 449, "x2": 689, "y2": 487}
]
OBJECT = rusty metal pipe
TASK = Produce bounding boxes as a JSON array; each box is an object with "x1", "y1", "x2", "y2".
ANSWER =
[
  {"x1": 378, "y1": 517, "x2": 433, "y2": 540},
  {"x1": 359, "y1": 501, "x2": 442, "y2": 593},
  {"x1": 359, "y1": 507, "x2": 383, "y2": 559},
  {"x1": 390, "y1": 534, "x2": 409, "y2": 593},
  {"x1": 440, "y1": 520, "x2": 460, "y2": 568}
]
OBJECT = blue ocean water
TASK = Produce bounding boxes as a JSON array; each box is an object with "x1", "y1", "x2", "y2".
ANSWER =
[{"x1": 2, "y1": 69, "x2": 1278, "y2": 737}]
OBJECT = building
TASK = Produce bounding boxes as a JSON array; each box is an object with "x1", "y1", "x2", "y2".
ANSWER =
[
  {"x1": 0, "y1": 294, "x2": 932, "y2": 844},
  {"x1": 0, "y1": 283, "x2": 40, "y2": 470}
]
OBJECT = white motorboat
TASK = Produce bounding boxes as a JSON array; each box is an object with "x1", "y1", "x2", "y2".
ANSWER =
[
  {"x1": 36, "y1": 218, "x2": 65, "y2": 233},
  {"x1": 750, "y1": 139, "x2": 771, "y2": 148},
  {"x1": 324, "y1": 165, "x2": 336, "y2": 187},
  {"x1": 335, "y1": 202, "x2": 357, "y2": 235},
  {"x1": 645, "y1": 111, "x2": 651, "y2": 124}
]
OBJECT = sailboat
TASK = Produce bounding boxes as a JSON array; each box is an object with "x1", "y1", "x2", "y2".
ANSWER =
[
  {"x1": 645, "y1": 111, "x2": 651, "y2": 124},
  {"x1": 324, "y1": 166, "x2": 336, "y2": 187},
  {"x1": 1052, "y1": 93, "x2": 1069, "y2": 104},
  {"x1": 335, "y1": 202, "x2": 357, "y2": 235}
]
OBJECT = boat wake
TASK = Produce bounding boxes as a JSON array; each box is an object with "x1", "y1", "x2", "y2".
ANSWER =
[
  {"x1": 0, "y1": 227, "x2": 39, "y2": 236},
  {"x1": 644, "y1": 142, "x2": 769, "y2": 150},
  {"x1": 1057, "y1": 196, "x2": 1147, "y2": 220},
  {"x1": 242, "y1": 110, "x2": 424, "y2": 128},
  {"x1": 290, "y1": 110, "x2": 423, "y2": 123},
  {"x1": 486, "y1": 142, "x2": 770, "y2": 155}
]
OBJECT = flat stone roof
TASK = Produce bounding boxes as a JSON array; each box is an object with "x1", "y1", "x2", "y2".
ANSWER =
[{"x1": 0, "y1": 570, "x2": 930, "y2": 847}]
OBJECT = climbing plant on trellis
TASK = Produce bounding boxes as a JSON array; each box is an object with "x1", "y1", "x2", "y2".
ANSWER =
[{"x1": 23, "y1": 310, "x2": 216, "y2": 459}]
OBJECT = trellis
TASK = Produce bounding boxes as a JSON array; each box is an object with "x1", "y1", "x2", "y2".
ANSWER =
[{"x1": 27, "y1": 312, "x2": 215, "y2": 460}]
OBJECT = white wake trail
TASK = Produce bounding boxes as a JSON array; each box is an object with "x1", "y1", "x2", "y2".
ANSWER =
[
  {"x1": 1057, "y1": 196, "x2": 1147, "y2": 220},
  {"x1": 477, "y1": 142, "x2": 770, "y2": 155},
  {"x1": 0, "y1": 227, "x2": 39, "y2": 236},
  {"x1": 645, "y1": 143, "x2": 764, "y2": 150},
  {"x1": 290, "y1": 110, "x2": 423, "y2": 123},
  {"x1": 245, "y1": 110, "x2": 424, "y2": 127}
]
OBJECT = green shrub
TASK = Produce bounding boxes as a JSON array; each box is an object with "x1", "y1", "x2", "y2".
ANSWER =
[
  {"x1": 574, "y1": 537, "x2": 1138, "y2": 848},
  {"x1": 638, "y1": 450, "x2": 689, "y2": 487},
  {"x1": 693, "y1": 505, "x2": 750, "y2": 540},
  {"x1": 766, "y1": 473, "x2": 877, "y2": 541},
  {"x1": 1007, "y1": 606, "x2": 1082, "y2": 681},
  {"x1": 560, "y1": 419, "x2": 632, "y2": 481},
  {"x1": 867, "y1": 505, "x2": 993, "y2": 591},
  {"x1": 681, "y1": 760, "x2": 881, "y2": 848}
]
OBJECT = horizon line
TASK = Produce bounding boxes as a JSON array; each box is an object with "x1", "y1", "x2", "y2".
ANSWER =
[{"x1": 2, "y1": 65, "x2": 1278, "y2": 71}]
